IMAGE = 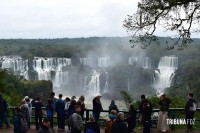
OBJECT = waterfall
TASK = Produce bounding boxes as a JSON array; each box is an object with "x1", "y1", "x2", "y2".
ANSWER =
[
  {"x1": 129, "y1": 57, "x2": 137, "y2": 65},
  {"x1": 84, "y1": 70, "x2": 101, "y2": 96},
  {"x1": 103, "y1": 72, "x2": 109, "y2": 93},
  {"x1": 98, "y1": 57, "x2": 110, "y2": 68},
  {"x1": 80, "y1": 58, "x2": 90, "y2": 66},
  {"x1": 0, "y1": 56, "x2": 71, "y2": 88},
  {"x1": 154, "y1": 56, "x2": 178, "y2": 94},
  {"x1": 143, "y1": 57, "x2": 151, "y2": 69}
]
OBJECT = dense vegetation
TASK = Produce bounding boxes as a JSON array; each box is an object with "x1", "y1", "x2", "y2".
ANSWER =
[{"x1": 0, "y1": 69, "x2": 53, "y2": 105}]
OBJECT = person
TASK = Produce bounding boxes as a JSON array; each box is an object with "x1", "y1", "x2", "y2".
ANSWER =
[
  {"x1": 108, "y1": 100, "x2": 119, "y2": 114},
  {"x1": 24, "y1": 96, "x2": 32, "y2": 128},
  {"x1": 55, "y1": 94, "x2": 65, "y2": 132},
  {"x1": 46, "y1": 98, "x2": 54, "y2": 129},
  {"x1": 71, "y1": 105, "x2": 83, "y2": 133},
  {"x1": 111, "y1": 112, "x2": 128, "y2": 133},
  {"x1": 34, "y1": 97, "x2": 43, "y2": 130},
  {"x1": 46, "y1": 92, "x2": 55, "y2": 129},
  {"x1": 65, "y1": 97, "x2": 71, "y2": 131},
  {"x1": 105, "y1": 110, "x2": 117, "y2": 133},
  {"x1": 185, "y1": 93, "x2": 197, "y2": 133},
  {"x1": 124, "y1": 104, "x2": 137, "y2": 133},
  {"x1": 92, "y1": 95, "x2": 103, "y2": 122},
  {"x1": 139, "y1": 95, "x2": 152, "y2": 133},
  {"x1": 38, "y1": 118, "x2": 50, "y2": 133},
  {"x1": 20, "y1": 100, "x2": 30, "y2": 130},
  {"x1": 157, "y1": 94, "x2": 171, "y2": 132},
  {"x1": 13, "y1": 107, "x2": 24, "y2": 133},
  {"x1": 77, "y1": 95, "x2": 86, "y2": 119},
  {"x1": 67, "y1": 98, "x2": 77, "y2": 132},
  {"x1": 0, "y1": 93, "x2": 10, "y2": 128},
  {"x1": 84, "y1": 115, "x2": 100, "y2": 133}
]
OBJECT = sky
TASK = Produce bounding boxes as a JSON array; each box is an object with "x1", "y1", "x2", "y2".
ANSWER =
[{"x1": 0, "y1": 0, "x2": 139, "y2": 39}]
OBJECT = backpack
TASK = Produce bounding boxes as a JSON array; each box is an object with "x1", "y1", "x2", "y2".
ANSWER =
[
  {"x1": 190, "y1": 102, "x2": 197, "y2": 112},
  {"x1": 67, "y1": 115, "x2": 73, "y2": 126},
  {"x1": 20, "y1": 117, "x2": 28, "y2": 132},
  {"x1": 21, "y1": 105, "x2": 29, "y2": 118},
  {"x1": 85, "y1": 127, "x2": 95, "y2": 133}
]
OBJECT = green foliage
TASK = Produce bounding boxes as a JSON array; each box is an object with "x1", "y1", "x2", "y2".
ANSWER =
[
  {"x1": 0, "y1": 68, "x2": 53, "y2": 105},
  {"x1": 120, "y1": 90, "x2": 133, "y2": 110}
]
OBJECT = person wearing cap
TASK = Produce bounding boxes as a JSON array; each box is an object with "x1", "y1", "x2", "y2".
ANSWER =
[
  {"x1": 71, "y1": 105, "x2": 83, "y2": 133},
  {"x1": 55, "y1": 94, "x2": 65, "y2": 132},
  {"x1": 38, "y1": 118, "x2": 50, "y2": 133},
  {"x1": 24, "y1": 96, "x2": 32, "y2": 128},
  {"x1": 92, "y1": 95, "x2": 103, "y2": 122}
]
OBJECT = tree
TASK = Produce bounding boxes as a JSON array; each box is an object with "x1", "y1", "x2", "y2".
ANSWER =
[{"x1": 123, "y1": 0, "x2": 200, "y2": 50}]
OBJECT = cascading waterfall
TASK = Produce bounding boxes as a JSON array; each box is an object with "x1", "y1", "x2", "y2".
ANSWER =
[
  {"x1": 143, "y1": 57, "x2": 151, "y2": 69},
  {"x1": 0, "y1": 56, "x2": 71, "y2": 88},
  {"x1": 84, "y1": 70, "x2": 101, "y2": 96},
  {"x1": 98, "y1": 57, "x2": 110, "y2": 68},
  {"x1": 129, "y1": 57, "x2": 137, "y2": 65},
  {"x1": 0, "y1": 55, "x2": 178, "y2": 96},
  {"x1": 154, "y1": 56, "x2": 178, "y2": 94},
  {"x1": 103, "y1": 72, "x2": 109, "y2": 93}
]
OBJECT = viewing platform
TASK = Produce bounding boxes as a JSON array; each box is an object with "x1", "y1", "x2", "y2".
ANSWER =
[{"x1": 1, "y1": 107, "x2": 200, "y2": 133}]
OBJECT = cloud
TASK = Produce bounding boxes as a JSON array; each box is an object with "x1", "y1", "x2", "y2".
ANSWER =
[{"x1": 0, "y1": 0, "x2": 138, "y2": 38}]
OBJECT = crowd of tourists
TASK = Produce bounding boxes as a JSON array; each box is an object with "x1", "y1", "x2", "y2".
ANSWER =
[{"x1": 0, "y1": 92, "x2": 198, "y2": 133}]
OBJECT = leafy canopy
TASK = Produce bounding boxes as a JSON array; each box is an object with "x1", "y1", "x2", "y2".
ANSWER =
[{"x1": 124, "y1": 0, "x2": 200, "y2": 50}]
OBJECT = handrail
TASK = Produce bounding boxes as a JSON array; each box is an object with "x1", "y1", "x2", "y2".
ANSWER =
[{"x1": 8, "y1": 107, "x2": 200, "y2": 131}]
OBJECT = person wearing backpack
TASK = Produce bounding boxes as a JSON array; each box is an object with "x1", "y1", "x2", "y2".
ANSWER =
[
  {"x1": 14, "y1": 107, "x2": 28, "y2": 133},
  {"x1": 84, "y1": 115, "x2": 100, "y2": 133},
  {"x1": 24, "y1": 96, "x2": 32, "y2": 128},
  {"x1": 20, "y1": 100, "x2": 30, "y2": 130},
  {"x1": 185, "y1": 93, "x2": 197, "y2": 133},
  {"x1": 139, "y1": 94, "x2": 152, "y2": 133},
  {"x1": 157, "y1": 94, "x2": 171, "y2": 132}
]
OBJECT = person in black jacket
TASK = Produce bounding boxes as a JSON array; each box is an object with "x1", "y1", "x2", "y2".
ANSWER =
[
  {"x1": 84, "y1": 115, "x2": 100, "y2": 133},
  {"x1": 185, "y1": 93, "x2": 197, "y2": 133},
  {"x1": 139, "y1": 95, "x2": 152, "y2": 133},
  {"x1": 92, "y1": 96, "x2": 103, "y2": 122},
  {"x1": 108, "y1": 100, "x2": 119, "y2": 114},
  {"x1": 38, "y1": 118, "x2": 50, "y2": 133},
  {"x1": 111, "y1": 112, "x2": 128, "y2": 133},
  {"x1": 124, "y1": 104, "x2": 136, "y2": 133},
  {"x1": 34, "y1": 97, "x2": 43, "y2": 130}
]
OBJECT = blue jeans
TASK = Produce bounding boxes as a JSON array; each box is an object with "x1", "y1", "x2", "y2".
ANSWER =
[
  {"x1": 0, "y1": 112, "x2": 10, "y2": 127},
  {"x1": 93, "y1": 111, "x2": 100, "y2": 122}
]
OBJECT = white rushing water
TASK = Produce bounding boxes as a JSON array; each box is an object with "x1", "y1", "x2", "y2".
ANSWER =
[{"x1": 154, "y1": 56, "x2": 178, "y2": 94}]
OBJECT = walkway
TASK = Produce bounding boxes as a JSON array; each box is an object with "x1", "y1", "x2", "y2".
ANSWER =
[{"x1": 1, "y1": 125, "x2": 200, "y2": 133}]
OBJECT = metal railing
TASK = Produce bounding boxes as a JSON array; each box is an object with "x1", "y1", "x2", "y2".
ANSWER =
[{"x1": 8, "y1": 107, "x2": 200, "y2": 131}]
